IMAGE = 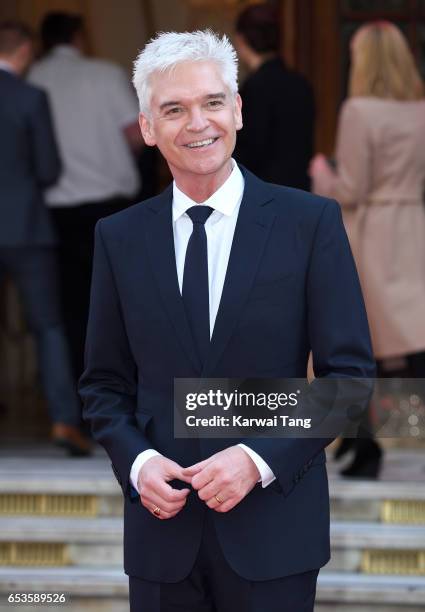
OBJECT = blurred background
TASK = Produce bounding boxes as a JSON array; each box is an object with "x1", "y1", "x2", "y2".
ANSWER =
[{"x1": 0, "y1": 1, "x2": 424, "y2": 610}]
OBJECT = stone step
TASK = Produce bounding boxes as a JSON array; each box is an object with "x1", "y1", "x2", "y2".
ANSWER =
[
  {"x1": 329, "y1": 479, "x2": 425, "y2": 523},
  {"x1": 1, "y1": 517, "x2": 425, "y2": 575},
  {"x1": 330, "y1": 521, "x2": 425, "y2": 549},
  {"x1": 0, "y1": 567, "x2": 127, "y2": 612},
  {"x1": 0, "y1": 517, "x2": 122, "y2": 567},
  {"x1": 316, "y1": 572, "x2": 425, "y2": 611},
  {"x1": 0, "y1": 456, "x2": 121, "y2": 518},
  {"x1": 1, "y1": 475, "x2": 425, "y2": 523},
  {"x1": 0, "y1": 516, "x2": 123, "y2": 544},
  {"x1": 0, "y1": 457, "x2": 119, "y2": 495},
  {"x1": 326, "y1": 521, "x2": 425, "y2": 574},
  {"x1": 1, "y1": 450, "x2": 425, "y2": 523},
  {"x1": 1, "y1": 516, "x2": 424, "y2": 546},
  {"x1": 0, "y1": 568, "x2": 424, "y2": 611},
  {"x1": 2, "y1": 488, "x2": 424, "y2": 524},
  {"x1": 328, "y1": 448, "x2": 425, "y2": 523}
]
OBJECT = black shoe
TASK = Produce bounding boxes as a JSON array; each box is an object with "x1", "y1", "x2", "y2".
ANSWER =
[
  {"x1": 333, "y1": 437, "x2": 355, "y2": 461},
  {"x1": 340, "y1": 439, "x2": 383, "y2": 479},
  {"x1": 52, "y1": 423, "x2": 92, "y2": 457}
]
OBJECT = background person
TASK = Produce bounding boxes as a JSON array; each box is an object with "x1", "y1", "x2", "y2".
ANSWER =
[
  {"x1": 28, "y1": 12, "x2": 143, "y2": 380},
  {"x1": 233, "y1": 2, "x2": 315, "y2": 190},
  {"x1": 0, "y1": 21, "x2": 90, "y2": 456},
  {"x1": 310, "y1": 21, "x2": 425, "y2": 477}
]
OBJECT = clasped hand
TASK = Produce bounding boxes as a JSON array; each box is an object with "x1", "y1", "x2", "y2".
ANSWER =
[{"x1": 138, "y1": 446, "x2": 260, "y2": 520}]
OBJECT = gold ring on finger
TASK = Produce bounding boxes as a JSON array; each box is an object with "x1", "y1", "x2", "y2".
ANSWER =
[
  {"x1": 214, "y1": 494, "x2": 223, "y2": 504},
  {"x1": 152, "y1": 505, "x2": 161, "y2": 516}
]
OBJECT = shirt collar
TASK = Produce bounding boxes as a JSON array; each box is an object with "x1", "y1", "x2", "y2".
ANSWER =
[
  {"x1": 50, "y1": 45, "x2": 81, "y2": 58},
  {"x1": 172, "y1": 160, "x2": 244, "y2": 222},
  {"x1": 0, "y1": 60, "x2": 15, "y2": 74}
]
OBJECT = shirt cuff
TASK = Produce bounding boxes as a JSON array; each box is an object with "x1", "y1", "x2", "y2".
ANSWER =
[
  {"x1": 238, "y1": 443, "x2": 276, "y2": 488},
  {"x1": 129, "y1": 449, "x2": 161, "y2": 493}
]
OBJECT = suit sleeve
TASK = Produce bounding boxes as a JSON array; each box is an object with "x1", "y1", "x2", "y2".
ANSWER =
[
  {"x1": 79, "y1": 221, "x2": 152, "y2": 499},
  {"x1": 28, "y1": 90, "x2": 61, "y2": 187},
  {"x1": 241, "y1": 200, "x2": 375, "y2": 496}
]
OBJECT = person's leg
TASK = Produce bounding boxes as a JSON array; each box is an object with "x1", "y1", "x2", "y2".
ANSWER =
[
  {"x1": 0, "y1": 256, "x2": 7, "y2": 401},
  {"x1": 243, "y1": 571, "x2": 318, "y2": 612},
  {"x1": 50, "y1": 206, "x2": 89, "y2": 380},
  {"x1": 204, "y1": 513, "x2": 319, "y2": 612},
  {"x1": 67, "y1": 201, "x2": 125, "y2": 377},
  {"x1": 406, "y1": 351, "x2": 425, "y2": 377},
  {"x1": 211, "y1": 567, "x2": 318, "y2": 612},
  {"x1": 51, "y1": 199, "x2": 133, "y2": 380},
  {"x1": 128, "y1": 573, "x2": 214, "y2": 612},
  {"x1": 130, "y1": 570, "x2": 318, "y2": 612},
  {"x1": 4, "y1": 247, "x2": 81, "y2": 426}
]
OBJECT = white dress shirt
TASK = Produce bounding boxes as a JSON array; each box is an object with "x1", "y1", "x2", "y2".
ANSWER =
[
  {"x1": 28, "y1": 45, "x2": 140, "y2": 205},
  {"x1": 0, "y1": 60, "x2": 14, "y2": 73},
  {"x1": 130, "y1": 162, "x2": 276, "y2": 492}
]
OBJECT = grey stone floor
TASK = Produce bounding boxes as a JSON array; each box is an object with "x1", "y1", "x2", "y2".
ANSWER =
[{"x1": 0, "y1": 442, "x2": 424, "y2": 482}]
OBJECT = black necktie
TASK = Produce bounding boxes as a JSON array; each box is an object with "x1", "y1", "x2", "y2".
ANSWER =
[{"x1": 182, "y1": 205, "x2": 214, "y2": 366}]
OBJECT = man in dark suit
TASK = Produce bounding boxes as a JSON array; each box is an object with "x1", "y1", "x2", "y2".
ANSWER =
[
  {"x1": 80, "y1": 30, "x2": 374, "y2": 611},
  {"x1": 0, "y1": 21, "x2": 90, "y2": 454},
  {"x1": 233, "y1": 3, "x2": 315, "y2": 190}
]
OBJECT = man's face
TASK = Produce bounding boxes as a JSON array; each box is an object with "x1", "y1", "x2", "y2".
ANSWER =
[{"x1": 140, "y1": 61, "x2": 242, "y2": 185}]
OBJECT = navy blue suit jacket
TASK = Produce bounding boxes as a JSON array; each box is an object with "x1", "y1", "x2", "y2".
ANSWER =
[
  {"x1": 80, "y1": 167, "x2": 375, "y2": 582},
  {"x1": 0, "y1": 69, "x2": 59, "y2": 246}
]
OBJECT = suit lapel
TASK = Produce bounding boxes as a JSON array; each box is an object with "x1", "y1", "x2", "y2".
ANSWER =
[
  {"x1": 144, "y1": 169, "x2": 276, "y2": 377},
  {"x1": 203, "y1": 169, "x2": 276, "y2": 376},
  {"x1": 144, "y1": 185, "x2": 202, "y2": 373}
]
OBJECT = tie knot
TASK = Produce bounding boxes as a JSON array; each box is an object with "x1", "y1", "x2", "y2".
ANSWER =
[{"x1": 186, "y1": 206, "x2": 214, "y2": 225}]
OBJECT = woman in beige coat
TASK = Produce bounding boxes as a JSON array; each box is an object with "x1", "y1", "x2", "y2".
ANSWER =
[{"x1": 310, "y1": 21, "x2": 425, "y2": 477}]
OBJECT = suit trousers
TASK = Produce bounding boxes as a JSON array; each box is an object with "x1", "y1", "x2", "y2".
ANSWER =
[
  {"x1": 0, "y1": 247, "x2": 80, "y2": 425},
  {"x1": 128, "y1": 513, "x2": 319, "y2": 612},
  {"x1": 50, "y1": 197, "x2": 133, "y2": 380}
]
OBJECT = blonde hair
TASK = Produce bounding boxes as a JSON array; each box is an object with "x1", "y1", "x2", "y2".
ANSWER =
[{"x1": 349, "y1": 21, "x2": 424, "y2": 100}]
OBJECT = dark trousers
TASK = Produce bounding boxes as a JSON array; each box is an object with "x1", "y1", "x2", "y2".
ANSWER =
[
  {"x1": 50, "y1": 197, "x2": 133, "y2": 380},
  {"x1": 128, "y1": 513, "x2": 319, "y2": 612},
  {"x1": 0, "y1": 247, "x2": 80, "y2": 425}
]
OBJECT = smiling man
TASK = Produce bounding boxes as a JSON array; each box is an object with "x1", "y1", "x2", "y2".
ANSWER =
[
  {"x1": 141, "y1": 60, "x2": 241, "y2": 201},
  {"x1": 79, "y1": 30, "x2": 374, "y2": 612}
]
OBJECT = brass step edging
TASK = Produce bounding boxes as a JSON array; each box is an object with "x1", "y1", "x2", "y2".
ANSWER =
[
  {"x1": 0, "y1": 494, "x2": 98, "y2": 517},
  {"x1": 0, "y1": 543, "x2": 69, "y2": 566},
  {"x1": 381, "y1": 500, "x2": 425, "y2": 525},
  {"x1": 362, "y1": 550, "x2": 425, "y2": 575}
]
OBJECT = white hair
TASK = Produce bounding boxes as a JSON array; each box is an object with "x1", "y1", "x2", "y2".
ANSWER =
[{"x1": 132, "y1": 29, "x2": 238, "y2": 116}]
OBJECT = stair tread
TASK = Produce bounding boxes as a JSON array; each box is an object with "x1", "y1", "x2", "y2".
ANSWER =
[
  {"x1": 317, "y1": 572, "x2": 425, "y2": 604},
  {"x1": 329, "y1": 480, "x2": 425, "y2": 500},
  {"x1": 0, "y1": 566, "x2": 128, "y2": 596},
  {"x1": 0, "y1": 516, "x2": 123, "y2": 542},
  {"x1": 330, "y1": 521, "x2": 425, "y2": 547},
  {"x1": 1, "y1": 516, "x2": 424, "y2": 544},
  {"x1": 0, "y1": 568, "x2": 424, "y2": 603},
  {"x1": 319, "y1": 572, "x2": 425, "y2": 586},
  {"x1": 0, "y1": 448, "x2": 424, "y2": 496}
]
